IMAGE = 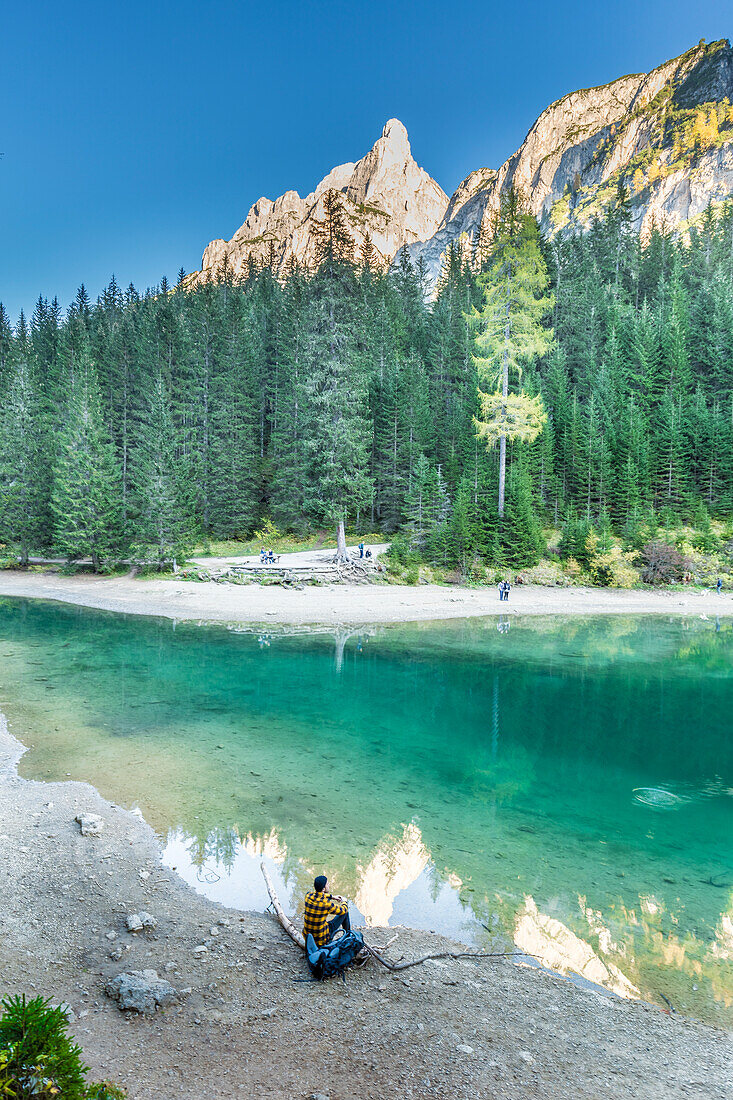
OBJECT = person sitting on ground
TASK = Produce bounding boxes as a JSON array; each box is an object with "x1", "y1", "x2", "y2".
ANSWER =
[
  {"x1": 365, "y1": 548, "x2": 372, "y2": 558},
  {"x1": 303, "y1": 874, "x2": 351, "y2": 946},
  {"x1": 259, "y1": 547, "x2": 266, "y2": 562}
]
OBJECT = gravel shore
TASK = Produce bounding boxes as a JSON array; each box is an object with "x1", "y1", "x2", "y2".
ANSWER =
[
  {"x1": 2, "y1": 714, "x2": 731, "y2": 1099},
  {"x1": 1, "y1": 569, "x2": 732, "y2": 626}
]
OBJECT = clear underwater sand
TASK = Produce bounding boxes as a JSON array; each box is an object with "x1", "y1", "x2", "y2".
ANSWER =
[{"x1": 0, "y1": 597, "x2": 731, "y2": 1025}]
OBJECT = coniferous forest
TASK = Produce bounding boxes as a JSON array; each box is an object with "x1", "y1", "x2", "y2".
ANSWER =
[{"x1": 2, "y1": 187, "x2": 733, "y2": 577}]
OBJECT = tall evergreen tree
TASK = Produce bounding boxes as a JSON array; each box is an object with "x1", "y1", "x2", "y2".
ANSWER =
[
  {"x1": 471, "y1": 190, "x2": 553, "y2": 514},
  {"x1": 51, "y1": 358, "x2": 123, "y2": 570},
  {"x1": 0, "y1": 359, "x2": 49, "y2": 563}
]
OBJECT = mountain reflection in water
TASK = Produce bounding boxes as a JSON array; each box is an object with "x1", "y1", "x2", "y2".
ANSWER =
[{"x1": 0, "y1": 598, "x2": 731, "y2": 1026}]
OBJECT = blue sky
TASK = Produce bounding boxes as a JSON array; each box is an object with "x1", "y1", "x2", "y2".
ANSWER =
[{"x1": 1, "y1": 0, "x2": 729, "y2": 319}]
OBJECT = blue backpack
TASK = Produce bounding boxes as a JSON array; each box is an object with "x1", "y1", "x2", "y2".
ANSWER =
[{"x1": 305, "y1": 930, "x2": 365, "y2": 981}]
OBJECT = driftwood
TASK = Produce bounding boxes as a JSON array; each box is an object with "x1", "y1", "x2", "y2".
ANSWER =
[
  {"x1": 261, "y1": 861, "x2": 305, "y2": 949},
  {"x1": 363, "y1": 945, "x2": 519, "y2": 971},
  {"x1": 260, "y1": 862, "x2": 521, "y2": 973}
]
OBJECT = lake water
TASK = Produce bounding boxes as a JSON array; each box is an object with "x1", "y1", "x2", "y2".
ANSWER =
[{"x1": 0, "y1": 597, "x2": 731, "y2": 1025}]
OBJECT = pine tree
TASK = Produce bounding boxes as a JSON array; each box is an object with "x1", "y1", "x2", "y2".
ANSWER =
[
  {"x1": 298, "y1": 266, "x2": 373, "y2": 556},
  {"x1": 51, "y1": 358, "x2": 123, "y2": 570},
  {"x1": 311, "y1": 189, "x2": 355, "y2": 272},
  {"x1": 131, "y1": 371, "x2": 195, "y2": 568},
  {"x1": 0, "y1": 359, "x2": 49, "y2": 563}
]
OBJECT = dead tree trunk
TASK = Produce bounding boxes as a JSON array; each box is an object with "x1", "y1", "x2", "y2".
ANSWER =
[
  {"x1": 336, "y1": 519, "x2": 348, "y2": 563},
  {"x1": 261, "y1": 861, "x2": 305, "y2": 949}
]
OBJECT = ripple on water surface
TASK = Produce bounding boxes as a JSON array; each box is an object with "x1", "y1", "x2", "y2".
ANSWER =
[{"x1": 0, "y1": 598, "x2": 731, "y2": 1025}]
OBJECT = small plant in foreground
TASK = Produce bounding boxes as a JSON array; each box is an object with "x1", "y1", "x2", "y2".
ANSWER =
[{"x1": 0, "y1": 997, "x2": 124, "y2": 1100}]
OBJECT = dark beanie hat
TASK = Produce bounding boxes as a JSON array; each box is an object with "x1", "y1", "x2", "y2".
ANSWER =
[{"x1": 314, "y1": 875, "x2": 328, "y2": 891}]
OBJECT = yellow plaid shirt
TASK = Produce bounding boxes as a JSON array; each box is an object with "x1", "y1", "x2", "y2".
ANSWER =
[{"x1": 303, "y1": 890, "x2": 347, "y2": 946}]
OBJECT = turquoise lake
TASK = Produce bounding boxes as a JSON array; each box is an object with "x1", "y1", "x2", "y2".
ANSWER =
[{"x1": 0, "y1": 597, "x2": 731, "y2": 1025}]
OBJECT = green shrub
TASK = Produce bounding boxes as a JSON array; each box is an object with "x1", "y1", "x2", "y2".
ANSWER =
[
  {"x1": 0, "y1": 995, "x2": 87, "y2": 1099},
  {"x1": 84, "y1": 1084, "x2": 126, "y2": 1100},
  {"x1": 0, "y1": 997, "x2": 124, "y2": 1100},
  {"x1": 386, "y1": 533, "x2": 421, "y2": 566}
]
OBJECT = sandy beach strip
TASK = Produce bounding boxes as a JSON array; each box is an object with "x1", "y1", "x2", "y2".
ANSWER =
[{"x1": 0, "y1": 569, "x2": 732, "y2": 625}]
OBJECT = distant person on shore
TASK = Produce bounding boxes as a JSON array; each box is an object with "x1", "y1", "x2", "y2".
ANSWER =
[
  {"x1": 303, "y1": 875, "x2": 351, "y2": 946},
  {"x1": 260, "y1": 548, "x2": 266, "y2": 563},
  {"x1": 503, "y1": 580, "x2": 512, "y2": 602},
  {"x1": 358, "y1": 541, "x2": 365, "y2": 558},
  {"x1": 498, "y1": 580, "x2": 505, "y2": 601},
  {"x1": 717, "y1": 577, "x2": 723, "y2": 594}
]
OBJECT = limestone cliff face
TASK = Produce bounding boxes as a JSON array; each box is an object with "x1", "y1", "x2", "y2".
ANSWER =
[
  {"x1": 402, "y1": 39, "x2": 733, "y2": 284},
  {"x1": 187, "y1": 41, "x2": 733, "y2": 290},
  {"x1": 187, "y1": 119, "x2": 448, "y2": 283}
]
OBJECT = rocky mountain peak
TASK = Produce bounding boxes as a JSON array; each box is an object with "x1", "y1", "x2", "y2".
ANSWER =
[
  {"x1": 187, "y1": 119, "x2": 448, "y2": 284},
  {"x1": 187, "y1": 40, "x2": 733, "y2": 292},
  {"x1": 401, "y1": 39, "x2": 733, "y2": 286}
]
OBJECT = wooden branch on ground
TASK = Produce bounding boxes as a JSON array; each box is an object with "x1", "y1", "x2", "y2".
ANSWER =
[
  {"x1": 364, "y1": 946, "x2": 519, "y2": 972},
  {"x1": 261, "y1": 861, "x2": 305, "y2": 949}
]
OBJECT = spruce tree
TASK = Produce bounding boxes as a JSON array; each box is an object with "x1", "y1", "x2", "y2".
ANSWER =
[
  {"x1": 0, "y1": 359, "x2": 49, "y2": 563},
  {"x1": 51, "y1": 357, "x2": 123, "y2": 570},
  {"x1": 132, "y1": 371, "x2": 194, "y2": 568}
]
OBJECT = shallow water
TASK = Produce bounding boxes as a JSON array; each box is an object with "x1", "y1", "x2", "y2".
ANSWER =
[{"x1": 0, "y1": 597, "x2": 731, "y2": 1024}]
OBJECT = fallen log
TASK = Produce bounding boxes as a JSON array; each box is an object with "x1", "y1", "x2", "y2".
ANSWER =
[{"x1": 261, "y1": 861, "x2": 305, "y2": 949}]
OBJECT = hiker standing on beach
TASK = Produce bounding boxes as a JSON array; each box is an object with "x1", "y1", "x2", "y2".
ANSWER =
[
  {"x1": 717, "y1": 577, "x2": 723, "y2": 594},
  {"x1": 503, "y1": 580, "x2": 511, "y2": 602},
  {"x1": 498, "y1": 580, "x2": 505, "y2": 601}
]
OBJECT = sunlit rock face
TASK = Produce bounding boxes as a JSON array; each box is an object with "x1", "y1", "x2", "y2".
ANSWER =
[
  {"x1": 239, "y1": 828, "x2": 287, "y2": 863},
  {"x1": 354, "y1": 822, "x2": 430, "y2": 926},
  {"x1": 515, "y1": 896, "x2": 639, "y2": 1000},
  {"x1": 401, "y1": 39, "x2": 733, "y2": 285},
  {"x1": 186, "y1": 119, "x2": 448, "y2": 284}
]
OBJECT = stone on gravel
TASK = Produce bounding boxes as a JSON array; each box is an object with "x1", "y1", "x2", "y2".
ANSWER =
[
  {"x1": 126, "y1": 911, "x2": 157, "y2": 933},
  {"x1": 105, "y1": 969, "x2": 179, "y2": 1015},
  {"x1": 75, "y1": 812, "x2": 103, "y2": 836}
]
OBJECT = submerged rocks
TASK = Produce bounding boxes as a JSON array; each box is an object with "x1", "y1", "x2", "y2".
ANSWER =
[
  {"x1": 105, "y1": 969, "x2": 179, "y2": 1014},
  {"x1": 75, "y1": 812, "x2": 104, "y2": 836}
]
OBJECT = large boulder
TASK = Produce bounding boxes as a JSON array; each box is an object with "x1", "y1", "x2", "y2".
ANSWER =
[{"x1": 105, "y1": 969, "x2": 179, "y2": 1014}]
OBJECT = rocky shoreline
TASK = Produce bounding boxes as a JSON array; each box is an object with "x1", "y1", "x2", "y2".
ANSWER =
[{"x1": 1, "y1": 711, "x2": 731, "y2": 1099}]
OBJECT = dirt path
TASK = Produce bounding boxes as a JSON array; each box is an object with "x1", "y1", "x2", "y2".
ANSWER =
[
  {"x1": 1, "y1": 568, "x2": 732, "y2": 626},
  {"x1": 1, "y1": 718, "x2": 731, "y2": 1100}
]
